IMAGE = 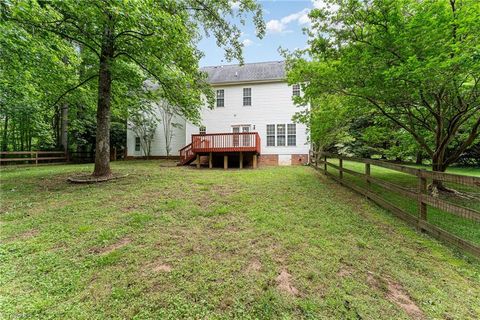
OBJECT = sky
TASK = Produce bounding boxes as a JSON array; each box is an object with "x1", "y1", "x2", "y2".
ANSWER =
[{"x1": 198, "y1": 0, "x2": 323, "y2": 67}]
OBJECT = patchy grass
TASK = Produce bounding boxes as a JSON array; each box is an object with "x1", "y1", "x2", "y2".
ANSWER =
[
  {"x1": 324, "y1": 159, "x2": 480, "y2": 245},
  {"x1": 1, "y1": 161, "x2": 480, "y2": 319}
]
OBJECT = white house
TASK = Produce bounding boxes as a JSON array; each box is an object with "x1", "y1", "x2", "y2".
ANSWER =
[{"x1": 126, "y1": 61, "x2": 310, "y2": 167}]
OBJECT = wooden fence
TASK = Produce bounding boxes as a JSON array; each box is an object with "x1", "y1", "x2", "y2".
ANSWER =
[
  {"x1": 0, "y1": 151, "x2": 67, "y2": 165},
  {"x1": 310, "y1": 151, "x2": 480, "y2": 258}
]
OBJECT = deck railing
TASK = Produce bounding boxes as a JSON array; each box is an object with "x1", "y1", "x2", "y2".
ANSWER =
[{"x1": 191, "y1": 132, "x2": 261, "y2": 154}]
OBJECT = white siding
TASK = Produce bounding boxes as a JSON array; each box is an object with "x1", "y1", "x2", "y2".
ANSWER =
[
  {"x1": 127, "y1": 81, "x2": 310, "y2": 159},
  {"x1": 186, "y1": 81, "x2": 310, "y2": 156},
  {"x1": 126, "y1": 115, "x2": 186, "y2": 157}
]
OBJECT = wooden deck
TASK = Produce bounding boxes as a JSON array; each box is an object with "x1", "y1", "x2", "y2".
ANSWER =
[{"x1": 179, "y1": 132, "x2": 261, "y2": 167}]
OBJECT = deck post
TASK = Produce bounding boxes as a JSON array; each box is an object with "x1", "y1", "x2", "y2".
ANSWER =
[
  {"x1": 209, "y1": 152, "x2": 212, "y2": 169},
  {"x1": 239, "y1": 152, "x2": 243, "y2": 169},
  {"x1": 224, "y1": 155, "x2": 228, "y2": 170},
  {"x1": 253, "y1": 154, "x2": 258, "y2": 169},
  {"x1": 196, "y1": 154, "x2": 200, "y2": 168}
]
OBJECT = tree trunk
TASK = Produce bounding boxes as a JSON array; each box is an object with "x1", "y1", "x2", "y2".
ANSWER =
[
  {"x1": 415, "y1": 150, "x2": 423, "y2": 165},
  {"x1": 2, "y1": 114, "x2": 8, "y2": 151},
  {"x1": 93, "y1": 24, "x2": 114, "y2": 177},
  {"x1": 60, "y1": 103, "x2": 68, "y2": 152}
]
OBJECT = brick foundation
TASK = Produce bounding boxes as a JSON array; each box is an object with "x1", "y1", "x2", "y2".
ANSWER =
[
  {"x1": 258, "y1": 154, "x2": 279, "y2": 166},
  {"x1": 291, "y1": 154, "x2": 309, "y2": 165}
]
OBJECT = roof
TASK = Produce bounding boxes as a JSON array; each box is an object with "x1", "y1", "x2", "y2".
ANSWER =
[{"x1": 201, "y1": 61, "x2": 286, "y2": 84}]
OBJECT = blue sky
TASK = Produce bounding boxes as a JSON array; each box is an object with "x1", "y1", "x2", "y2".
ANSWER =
[{"x1": 198, "y1": 0, "x2": 322, "y2": 67}]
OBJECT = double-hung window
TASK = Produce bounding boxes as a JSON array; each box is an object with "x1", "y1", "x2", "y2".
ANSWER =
[
  {"x1": 199, "y1": 126, "x2": 206, "y2": 135},
  {"x1": 216, "y1": 89, "x2": 224, "y2": 107},
  {"x1": 292, "y1": 84, "x2": 300, "y2": 97},
  {"x1": 243, "y1": 88, "x2": 252, "y2": 106},
  {"x1": 276, "y1": 124, "x2": 286, "y2": 146},
  {"x1": 287, "y1": 124, "x2": 296, "y2": 146},
  {"x1": 266, "y1": 124, "x2": 296, "y2": 147},
  {"x1": 266, "y1": 125, "x2": 275, "y2": 146},
  {"x1": 135, "y1": 137, "x2": 141, "y2": 151}
]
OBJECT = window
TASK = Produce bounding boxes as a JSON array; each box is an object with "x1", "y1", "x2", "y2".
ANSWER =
[
  {"x1": 292, "y1": 84, "x2": 300, "y2": 97},
  {"x1": 199, "y1": 126, "x2": 206, "y2": 135},
  {"x1": 243, "y1": 88, "x2": 251, "y2": 106},
  {"x1": 276, "y1": 124, "x2": 286, "y2": 146},
  {"x1": 135, "y1": 137, "x2": 141, "y2": 151},
  {"x1": 216, "y1": 89, "x2": 224, "y2": 107},
  {"x1": 266, "y1": 124, "x2": 296, "y2": 147},
  {"x1": 287, "y1": 124, "x2": 296, "y2": 146},
  {"x1": 266, "y1": 124, "x2": 275, "y2": 146}
]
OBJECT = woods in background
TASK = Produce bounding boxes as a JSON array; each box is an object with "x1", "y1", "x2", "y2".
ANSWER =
[{"x1": 288, "y1": 0, "x2": 480, "y2": 171}]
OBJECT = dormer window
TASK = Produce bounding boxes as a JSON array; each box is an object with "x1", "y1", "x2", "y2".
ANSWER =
[
  {"x1": 292, "y1": 84, "x2": 300, "y2": 97},
  {"x1": 216, "y1": 89, "x2": 224, "y2": 107},
  {"x1": 243, "y1": 88, "x2": 252, "y2": 106}
]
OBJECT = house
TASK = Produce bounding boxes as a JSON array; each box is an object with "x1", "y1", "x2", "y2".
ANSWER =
[{"x1": 126, "y1": 61, "x2": 310, "y2": 168}]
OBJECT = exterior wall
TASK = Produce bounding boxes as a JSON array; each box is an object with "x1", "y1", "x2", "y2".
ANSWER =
[
  {"x1": 127, "y1": 80, "x2": 311, "y2": 163},
  {"x1": 186, "y1": 81, "x2": 310, "y2": 161},
  {"x1": 126, "y1": 114, "x2": 186, "y2": 157}
]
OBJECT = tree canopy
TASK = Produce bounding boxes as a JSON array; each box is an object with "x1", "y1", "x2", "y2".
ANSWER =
[{"x1": 287, "y1": 0, "x2": 480, "y2": 172}]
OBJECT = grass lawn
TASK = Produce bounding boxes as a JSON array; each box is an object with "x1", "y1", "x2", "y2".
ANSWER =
[
  {"x1": 1, "y1": 161, "x2": 480, "y2": 319},
  {"x1": 324, "y1": 159, "x2": 480, "y2": 245}
]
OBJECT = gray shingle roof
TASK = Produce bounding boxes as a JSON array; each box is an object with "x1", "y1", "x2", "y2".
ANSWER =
[{"x1": 201, "y1": 61, "x2": 285, "y2": 84}]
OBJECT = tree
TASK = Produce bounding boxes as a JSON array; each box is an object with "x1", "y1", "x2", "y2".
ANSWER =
[
  {"x1": 128, "y1": 110, "x2": 157, "y2": 159},
  {"x1": 287, "y1": 0, "x2": 480, "y2": 190},
  {"x1": 6, "y1": 0, "x2": 264, "y2": 177},
  {"x1": 156, "y1": 100, "x2": 180, "y2": 158}
]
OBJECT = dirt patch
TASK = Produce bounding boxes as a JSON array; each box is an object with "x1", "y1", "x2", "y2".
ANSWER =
[
  {"x1": 152, "y1": 263, "x2": 173, "y2": 273},
  {"x1": 337, "y1": 265, "x2": 353, "y2": 277},
  {"x1": 366, "y1": 271, "x2": 425, "y2": 319},
  {"x1": 276, "y1": 269, "x2": 300, "y2": 296},
  {"x1": 7, "y1": 228, "x2": 39, "y2": 242},
  {"x1": 92, "y1": 237, "x2": 131, "y2": 254},
  {"x1": 245, "y1": 258, "x2": 262, "y2": 273}
]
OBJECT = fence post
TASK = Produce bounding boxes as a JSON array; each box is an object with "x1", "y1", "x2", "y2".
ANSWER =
[
  {"x1": 35, "y1": 151, "x2": 38, "y2": 166},
  {"x1": 418, "y1": 171, "x2": 427, "y2": 230},
  {"x1": 339, "y1": 158, "x2": 343, "y2": 179},
  {"x1": 324, "y1": 155, "x2": 327, "y2": 175},
  {"x1": 365, "y1": 163, "x2": 371, "y2": 187}
]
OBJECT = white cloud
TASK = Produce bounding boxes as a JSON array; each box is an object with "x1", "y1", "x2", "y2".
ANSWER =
[
  {"x1": 242, "y1": 39, "x2": 254, "y2": 47},
  {"x1": 266, "y1": 8, "x2": 311, "y2": 34},
  {"x1": 311, "y1": 0, "x2": 339, "y2": 12},
  {"x1": 229, "y1": 1, "x2": 240, "y2": 10},
  {"x1": 266, "y1": 19, "x2": 287, "y2": 34}
]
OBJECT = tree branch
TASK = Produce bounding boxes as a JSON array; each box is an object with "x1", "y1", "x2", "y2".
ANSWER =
[{"x1": 50, "y1": 74, "x2": 98, "y2": 107}]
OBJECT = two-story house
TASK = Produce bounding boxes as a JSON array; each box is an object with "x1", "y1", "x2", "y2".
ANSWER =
[{"x1": 126, "y1": 61, "x2": 310, "y2": 168}]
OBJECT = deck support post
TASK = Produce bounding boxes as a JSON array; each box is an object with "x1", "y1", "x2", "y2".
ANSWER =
[
  {"x1": 209, "y1": 152, "x2": 212, "y2": 169},
  {"x1": 253, "y1": 154, "x2": 258, "y2": 169},
  {"x1": 224, "y1": 155, "x2": 228, "y2": 170},
  {"x1": 239, "y1": 152, "x2": 243, "y2": 169},
  {"x1": 196, "y1": 154, "x2": 200, "y2": 168}
]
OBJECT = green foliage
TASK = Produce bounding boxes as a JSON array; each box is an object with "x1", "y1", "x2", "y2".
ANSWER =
[{"x1": 288, "y1": 0, "x2": 480, "y2": 170}]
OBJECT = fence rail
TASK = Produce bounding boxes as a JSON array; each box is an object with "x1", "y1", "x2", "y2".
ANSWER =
[
  {"x1": 310, "y1": 151, "x2": 480, "y2": 257},
  {"x1": 0, "y1": 151, "x2": 67, "y2": 165}
]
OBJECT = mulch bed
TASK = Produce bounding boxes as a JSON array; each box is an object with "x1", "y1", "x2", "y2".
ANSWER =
[{"x1": 67, "y1": 173, "x2": 128, "y2": 184}]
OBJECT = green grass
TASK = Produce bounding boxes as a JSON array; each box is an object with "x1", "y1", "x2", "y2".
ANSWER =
[
  {"x1": 324, "y1": 159, "x2": 480, "y2": 245},
  {"x1": 1, "y1": 161, "x2": 480, "y2": 319}
]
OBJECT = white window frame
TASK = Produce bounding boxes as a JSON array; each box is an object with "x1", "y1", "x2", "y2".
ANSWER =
[
  {"x1": 266, "y1": 123, "x2": 297, "y2": 147},
  {"x1": 292, "y1": 84, "x2": 301, "y2": 97},
  {"x1": 266, "y1": 124, "x2": 275, "y2": 147},
  {"x1": 199, "y1": 126, "x2": 206, "y2": 135},
  {"x1": 216, "y1": 89, "x2": 224, "y2": 107},
  {"x1": 135, "y1": 137, "x2": 141, "y2": 151},
  {"x1": 243, "y1": 88, "x2": 252, "y2": 106},
  {"x1": 287, "y1": 124, "x2": 296, "y2": 146}
]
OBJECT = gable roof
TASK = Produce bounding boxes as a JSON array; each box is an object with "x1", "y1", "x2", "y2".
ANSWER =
[{"x1": 201, "y1": 61, "x2": 286, "y2": 84}]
